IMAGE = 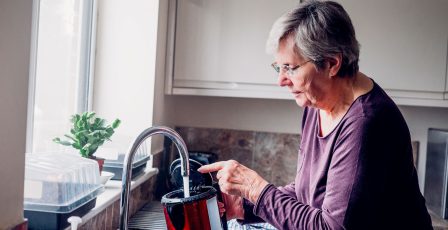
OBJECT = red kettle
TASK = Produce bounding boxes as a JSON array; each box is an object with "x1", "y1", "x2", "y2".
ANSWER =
[{"x1": 162, "y1": 158, "x2": 228, "y2": 230}]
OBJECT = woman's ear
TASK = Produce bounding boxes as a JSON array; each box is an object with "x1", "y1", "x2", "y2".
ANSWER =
[{"x1": 327, "y1": 53, "x2": 342, "y2": 77}]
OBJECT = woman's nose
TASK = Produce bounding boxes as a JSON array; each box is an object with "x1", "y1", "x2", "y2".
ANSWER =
[{"x1": 278, "y1": 73, "x2": 292, "y2": 87}]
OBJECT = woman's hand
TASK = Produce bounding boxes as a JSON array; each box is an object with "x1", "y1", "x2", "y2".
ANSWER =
[
  {"x1": 219, "y1": 193, "x2": 244, "y2": 220},
  {"x1": 198, "y1": 160, "x2": 269, "y2": 204}
]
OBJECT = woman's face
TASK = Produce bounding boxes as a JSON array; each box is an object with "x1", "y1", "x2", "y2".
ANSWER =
[{"x1": 274, "y1": 36, "x2": 332, "y2": 108}]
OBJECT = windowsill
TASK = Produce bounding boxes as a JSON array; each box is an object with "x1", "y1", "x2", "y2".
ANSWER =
[{"x1": 74, "y1": 167, "x2": 159, "y2": 226}]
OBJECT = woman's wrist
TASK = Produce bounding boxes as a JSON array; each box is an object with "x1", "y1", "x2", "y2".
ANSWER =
[
  {"x1": 247, "y1": 179, "x2": 269, "y2": 204},
  {"x1": 235, "y1": 197, "x2": 245, "y2": 220}
]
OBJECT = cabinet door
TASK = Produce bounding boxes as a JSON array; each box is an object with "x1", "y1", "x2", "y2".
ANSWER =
[
  {"x1": 166, "y1": 0, "x2": 448, "y2": 105},
  {"x1": 338, "y1": 0, "x2": 448, "y2": 94},
  {"x1": 171, "y1": 0, "x2": 297, "y2": 93}
]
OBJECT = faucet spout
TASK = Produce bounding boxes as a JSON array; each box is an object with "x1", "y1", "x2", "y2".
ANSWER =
[{"x1": 119, "y1": 126, "x2": 189, "y2": 230}]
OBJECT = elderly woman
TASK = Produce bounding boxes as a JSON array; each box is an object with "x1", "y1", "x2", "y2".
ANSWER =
[{"x1": 199, "y1": 0, "x2": 432, "y2": 229}]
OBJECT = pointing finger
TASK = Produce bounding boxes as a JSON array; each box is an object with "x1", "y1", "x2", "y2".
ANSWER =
[{"x1": 197, "y1": 161, "x2": 226, "y2": 173}]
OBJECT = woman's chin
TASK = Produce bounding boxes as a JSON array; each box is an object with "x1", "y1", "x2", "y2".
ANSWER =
[{"x1": 294, "y1": 97, "x2": 310, "y2": 107}]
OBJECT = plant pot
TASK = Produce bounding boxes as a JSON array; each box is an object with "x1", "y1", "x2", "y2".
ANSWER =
[{"x1": 89, "y1": 156, "x2": 105, "y2": 173}]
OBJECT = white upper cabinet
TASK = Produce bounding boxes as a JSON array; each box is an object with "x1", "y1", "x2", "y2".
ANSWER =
[
  {"x1": 165, "y1": 0, "x2": 297, "y2": 99},
  {"x1": 165, "y1": 0, "x2": 448, "y2": 107},
  {"x1": 338, "y1": 0, "x2": 448, "y2": 106}
]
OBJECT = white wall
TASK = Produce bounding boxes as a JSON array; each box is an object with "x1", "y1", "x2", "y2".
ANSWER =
[
  {"x1": 0, "y1": 0, "x2": 32, "y2": 228},
  {"x1": 93, "y1": 0, "x2": 160, "y2": 152},
  {"x1": 164, "y1": 95, "x2": 302, "y2": 133},
  {"x1": 152, "y1": 0, "x2": 172, "y2": 151}
]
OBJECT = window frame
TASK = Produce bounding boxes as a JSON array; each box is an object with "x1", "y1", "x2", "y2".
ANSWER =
[{"x1": 26, "y1": 0, "x2": 98, "y2": 153}]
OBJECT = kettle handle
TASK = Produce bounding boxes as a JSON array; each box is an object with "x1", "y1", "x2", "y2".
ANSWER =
[{"x1": 213, "y1": 182, "x2": 228, "y2": 230}]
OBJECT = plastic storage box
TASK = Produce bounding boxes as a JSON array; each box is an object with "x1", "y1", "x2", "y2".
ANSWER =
[
  {"x1": 97, "y1": 143, "x2": 150, "y2": 180},
  {"x1": 24, "y1": 153, "x2": 104, "y2": 230},
  {"x1": 103, "y1": 153, "x2": 149, "y2": 180}
]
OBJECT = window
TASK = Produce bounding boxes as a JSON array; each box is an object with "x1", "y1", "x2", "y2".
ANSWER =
[{"x1": 27, "y1": 0, "x2": 97, "y2": 153}]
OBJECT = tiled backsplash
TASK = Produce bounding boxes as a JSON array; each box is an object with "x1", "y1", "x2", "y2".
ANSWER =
[
  {"x1": 173, "y1": 126, "x2": 419, "y2": 187},
  {"x1": 175, "y1": 127, "x2": 301, "y2": 186}
]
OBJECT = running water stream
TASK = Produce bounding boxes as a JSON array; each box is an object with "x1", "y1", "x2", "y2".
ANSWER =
[{"x1": 183, "y1": 175, "x2": 190, "y2": 198}]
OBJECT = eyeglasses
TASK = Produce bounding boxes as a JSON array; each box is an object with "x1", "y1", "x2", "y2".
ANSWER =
[{"x1": 271, "y1": 60, "x2": 312, "y2": 77}]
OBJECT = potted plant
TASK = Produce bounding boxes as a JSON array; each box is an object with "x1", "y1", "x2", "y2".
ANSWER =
[{"x1": 53, "y1": 111, "x2": 121, "y2": 172}]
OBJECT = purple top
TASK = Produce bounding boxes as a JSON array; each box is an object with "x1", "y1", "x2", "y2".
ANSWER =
[{"x1": 242, "y1": 82, "x2": 432, "y2": 229}]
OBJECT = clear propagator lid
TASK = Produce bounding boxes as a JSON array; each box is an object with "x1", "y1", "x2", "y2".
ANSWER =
[{"x1": 23, "y1": 152, "x2": 104, "y2": 213}]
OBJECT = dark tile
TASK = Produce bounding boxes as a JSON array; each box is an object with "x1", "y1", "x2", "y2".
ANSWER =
[
  {"x1": 78, "y1": 223, "x2": 90, "y2": 230},
  {"x1": 152, "y1": 151, "x2": 163, "y2": 169},
  {"x1": 79, "y1": 220, "x2": 91, "y2": 230},
  {"x1": 175, "y1": 127, "x2": 255, "y2": 168},
  {"x1": 175, "y1": 127, "x2": 189, "y2": 141},
  {"x1": 79, "y1": 209, "x2": 107, "y2": 230},
  {"x1": 253, "y1": 132, "x2": 301, "y2": 186},
  {"x1": 146, "y1": 176, "x2": 157, "y2": 200},
  {"x1": 272, "y1": 134, "x2": 301, "y2": 186},
  {"x1": 252, "y1": 132, "x2": 276, "y2": 182},
  {"x1": 98, "y1": 209, "x2": 107, "y2": 230},
  {"x1": 175, "y1": 127, "x2": 304, "y2": 186},
  {"x1": 112, "y1": 200, "x2": 120, "y2": 229},
  {"x1": 105, "y1": 205, "x2": 113, "y2": 230},
  {"x1": 83, "y1": 213, "x2": 98, "y2": 230},
  {"x1": 130, "y1": 189, "x2": 138, "y2": 215},
  {"x1": 217, "y1": 147, "x2": 253, "y2": 168}
]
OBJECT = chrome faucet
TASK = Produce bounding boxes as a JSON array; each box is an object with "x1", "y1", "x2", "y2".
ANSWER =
[{"x1": 119, "y1": 126, "x2": 190, "y2": 230}]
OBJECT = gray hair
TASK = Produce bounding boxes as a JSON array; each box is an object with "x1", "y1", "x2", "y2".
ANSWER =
[{"x1": 266, "y1": 0, "x2": 360, "y2": 77}]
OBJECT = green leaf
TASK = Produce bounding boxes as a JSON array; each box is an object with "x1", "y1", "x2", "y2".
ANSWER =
[
  {"x1": 105, "y1": 127, "x2": 114, "y2": 135},
  {"x1": 90, "y1": 130, "x2": 101, "y2": 136},
  {"x1": 86, "y1": 111, "x2": 96, "y2": 119},
  {"x1": 112, "y1": 119, "x2": 121, "y2": 129},
  {"x1": 82, "y1": 143, "x2": 91, "y2": 151},
  {"x1": 76, "y1": 119, "x2": 83, "y2": 130},
  {"x1": 75, "y1": 130, "x2": 88, "y2": 136},
  {"x1": 71, "y1": 114, "x2": 80, "y2": 124},
  {"x1": 92, "y1": 118, "x2": 101, "y2": 129},
  {"x1": 53, "y1": 138, "x2": 72, "y2": 146},
  {"x1": 72, "y1": 142, "x2": 81, "y2": 150},
  {"x1": 97, "y1": 118, "x2": 105, "y2": 127},
  {"x1": 80, "y1": 148, "x2": 88, "y2": 157},
  {"x1": 64, "y1": 134, "x2": 76, "y2": 142},
  {"x1": 88, "y1": 144, "x2": 100, "y2": 156}
]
